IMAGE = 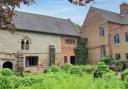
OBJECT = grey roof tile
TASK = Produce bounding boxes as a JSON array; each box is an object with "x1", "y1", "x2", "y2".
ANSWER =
[
  {"x1": 13, "y1": 11, "x2": 80, "y2": 36},
  {"x1": 91, "y1": 7, "x2": 128, "y2": 24}
]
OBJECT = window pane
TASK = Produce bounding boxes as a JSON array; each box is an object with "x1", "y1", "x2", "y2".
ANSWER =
[
  {"x1": 26, "y1": 56, "x2": 38, "y2": 67},
  {"x1": 115, "y1": 53, "x2": 121, "y2": 59},
  {"x1": 125, "y1": 53, "x2": 128, "y2": 59},
  {"x1": 114, "y1": 34, "x2": 120, "y2": 44},
  {"x1": 126, "y1": 32, "x2": 128, "y2": 42},
  {"x1": 100, "y1": 45, "x2": 106, "y2": 57},
  {"x1": 21, "y1": 40, "x2": 25, "y2": 50},
  {"x1": 26, "y1": 40, "x2": 29, "y2": 50},
  {"x1": 99, "y1": 26, "x2": 105, "y2": 36},
  {"x1": 64, "y1": 56, "x2": 68, "y2": 63}
]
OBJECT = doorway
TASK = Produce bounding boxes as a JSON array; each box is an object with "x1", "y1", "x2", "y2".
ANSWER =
[
  {"x1": 3, "y1": 61, "x2": 13, "y2": 69},
  {"x1": 70, "y1": 56, "x2": 77, "y2": 64}
]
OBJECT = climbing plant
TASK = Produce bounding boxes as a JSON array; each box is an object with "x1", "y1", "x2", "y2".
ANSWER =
[{"x1": 74, "y1": 38, "x2": 88, "y2": 65}]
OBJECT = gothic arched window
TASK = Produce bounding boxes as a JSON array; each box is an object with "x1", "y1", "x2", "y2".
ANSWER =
[
  {"x1": 26, "y1": 40, "x2": 29, "y2": 50},
  {"x1": 21, "y1": 40, "x2": 25, "y2": 50},
  {"x1": 21, "y1": 37, "x2": 31, "y2": 50}
]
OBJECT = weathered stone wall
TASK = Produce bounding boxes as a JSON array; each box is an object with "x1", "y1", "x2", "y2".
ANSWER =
[{"x1": 0, "y1": 29, "x2": 61, "y2": 73}]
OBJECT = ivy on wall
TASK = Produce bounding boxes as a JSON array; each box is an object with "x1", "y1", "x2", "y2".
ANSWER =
[{"x1": 74, "y1": 38, "x2": 88, "y2": 65}]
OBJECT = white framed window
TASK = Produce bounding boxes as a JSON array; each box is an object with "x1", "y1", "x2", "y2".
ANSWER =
[
  {"x1": 99, "y1": 26, "x2": 105, "y2": 36},
  {"x1": 114, "y1": 34, "x2": 120, "y2": 44},
  {"x1": 65, "y1": 39, "x2": 76, "y2": 44}
]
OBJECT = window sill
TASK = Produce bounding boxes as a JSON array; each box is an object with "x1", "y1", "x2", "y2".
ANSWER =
[
  {"x1": 114, "y1": 44, "x2": 120, "y2": 46},
  {"x1": 26, "y1": 65, "x2": 38, "y2": 67}
]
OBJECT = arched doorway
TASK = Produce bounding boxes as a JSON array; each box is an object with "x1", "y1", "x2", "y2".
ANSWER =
[{"x1": 3, "y1": 61, "x2": 13, "y2": 69}]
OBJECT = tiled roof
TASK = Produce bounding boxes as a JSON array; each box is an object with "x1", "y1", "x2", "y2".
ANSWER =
[
  {"x1": 13, "y1": 11, "x2": 80, "y2": 36},
  {"x1": 91, "y1": 7, "x2": 128, "y2": 25}
]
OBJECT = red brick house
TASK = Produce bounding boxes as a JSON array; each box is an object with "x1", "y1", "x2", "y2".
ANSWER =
[{"x1": 81, "y1": 3, "x2": 128, "y2": 64}]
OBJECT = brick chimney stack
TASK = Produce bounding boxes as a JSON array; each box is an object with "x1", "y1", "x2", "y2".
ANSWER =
[{"x1": 120, "y1": 2, "x2": 128, "y2": 15}]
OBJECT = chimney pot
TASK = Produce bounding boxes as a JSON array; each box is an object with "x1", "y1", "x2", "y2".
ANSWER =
[{"x1": 120, "y1": 2, "x2": 128, "y2": 15}]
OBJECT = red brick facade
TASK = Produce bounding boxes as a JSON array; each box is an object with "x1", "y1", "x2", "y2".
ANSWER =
[{"x1": 61, "y1": 36, "x2": 79, "y2": 66}]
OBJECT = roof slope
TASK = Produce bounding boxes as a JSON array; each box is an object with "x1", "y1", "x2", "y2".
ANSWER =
[
  {"x1": 13, "y1": 11, "x2": 80, "y2": 36},
  {"x1": 91, "y1": 7, "x2": 128, "y2": 24}
]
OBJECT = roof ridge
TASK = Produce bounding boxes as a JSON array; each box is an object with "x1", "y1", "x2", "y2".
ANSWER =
[
  {"x1": 15, "y1": 10, "x2": 68, "y2": 21},
  {"x1": 91, "y1": 6, "x2": 120, "y2": 15}
]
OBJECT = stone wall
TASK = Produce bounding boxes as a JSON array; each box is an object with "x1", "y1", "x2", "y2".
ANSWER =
[{"x1": 0, "y1": 29, "x2": 61, "y2": 73}]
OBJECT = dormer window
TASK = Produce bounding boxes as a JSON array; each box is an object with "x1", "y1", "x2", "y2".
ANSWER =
[{"x1": 99, "y1": 26, "x2": 105, "y2": 36}]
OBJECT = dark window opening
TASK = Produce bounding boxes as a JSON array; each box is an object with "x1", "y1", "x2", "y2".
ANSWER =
[
  {"x1": 65, "y1": 39, "x2": 76, "y2": 44},
  {"x1": 26, "y1": 40, "x2": 29, "y2": 50},
  {"x1": 114, "y1": 34, "x2": 120, "y2": 44},
  {"x1": 3, "y1": 62, "x2": 13, "y2": 69},
  {"x1": 64, "y1": 56, "x2": 68, "y2": 63},
  {"x1": 125, "y1": 32, "x2": 128, "y2": 42},
  {"x1": 125, "y1": 53, "x2": 128, "y2": 59},
  {"x1": 70, "y1": 56, "x2": 77, "y2": 64},
  {"x1": 26, "y1": 56, "x2": 38, "y2": 67},
  {"x1": 115, "y1": 53, "x2": 121, "y2": 60},
  {"x1": 100, "y1": 45, "x2": 106, "y2": 57},
  {"x1": 99, "y1": 26, "x2": 105, "y2": 36},
  {"x1": 21, "y1": 40, "x2": 25, "y2": 50}
]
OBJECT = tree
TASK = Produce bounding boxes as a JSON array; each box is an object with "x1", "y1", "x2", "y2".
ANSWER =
[
  {"x1": 74, "y1": 38, "x2": 88, "y2": 65},
  {"x1": 0, "y1": 0, "x2": 94, "y2": 31},
  {"x1": 0, "y1": 0, "x2": 35, "y2": 32},
  {"x1": 68, "y1": 0, "x2": 94, "y2": 6}
]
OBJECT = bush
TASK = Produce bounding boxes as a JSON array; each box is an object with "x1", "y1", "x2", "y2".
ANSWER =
[
  {"x1": 0, "y1": 74, "x2": 13, "y2": 89},
  {"x1": 110, "y1": 60, "x2": 123, "y2": 71},
  {"x1": 100, "y1": 56, "x2": 113, "y2": 64},
  {"x1": 122, "y1": 69, "x2": 128, "y2": 80},
  {"x1": 82, "y1": 65, "x2": 95, "y2": 73},
  {"x1": 47, "y1": 65, "x2": 61, "y2": 73},
  {"x1": 0, "y1": 68, "x2": 13, "y2": 76},
  {"x1": 96, "y1": 62, "x2": 110, "y2": 74},
  {"x1": 70, "y1": 66, "x2": 82, "y2": 75},
  {"x1": 122, "y1": 69, "x2": 128, "y2": 89},
  {"x1": 63, "y1": 63, "x2": 73, "y2": 73}
]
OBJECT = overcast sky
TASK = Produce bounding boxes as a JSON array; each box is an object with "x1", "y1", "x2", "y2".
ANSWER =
[{"x1": 17, "y1": 0, "x2": 126, "y2": 25}]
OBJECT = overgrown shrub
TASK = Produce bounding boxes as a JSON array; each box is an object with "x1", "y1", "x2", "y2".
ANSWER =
[
  {"x1": 122, "y1": 69, "x2": 128, "y2": 80},
  {"x1": 82, "y1": 65, "x2": 95, "y2": 73},
  {"x1": 100, "y1": 56, "x2": 113, "y2": 64},
  {"x1": 0, "y1": 74, "x2": 13, "y2": 89},
  {"x1": 122, "y1": 69, "x2": 128, "y2": 89},
  {"x1": 110, "y1": 60, "x2": 123, "y2": 71},
  {"x1": 70, "y1": 66, "x2": 82, "y2": 75},
  {"x1": 74, "y1": 38, "x2": 88, "y2": 65},
  {"x1": 63, "y1": 63, "x2": 73, "y2": 73},
  {"x1": 0, "y1": 68, "x2": 13, "y2": 76},
  {"x1": 47, "y1": 65, "x2": 61, "y2": 73},
  {"x1": 96, "y1": 62, "x2": 110, "y2": 74}
]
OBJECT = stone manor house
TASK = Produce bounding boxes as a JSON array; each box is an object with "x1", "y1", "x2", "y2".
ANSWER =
[
  {"x1": 0, "y1": 11, "x2": 80, "y2": 73},
  {"x1": 81, "y1": 2, "x2": 128, "y2": 64}
]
